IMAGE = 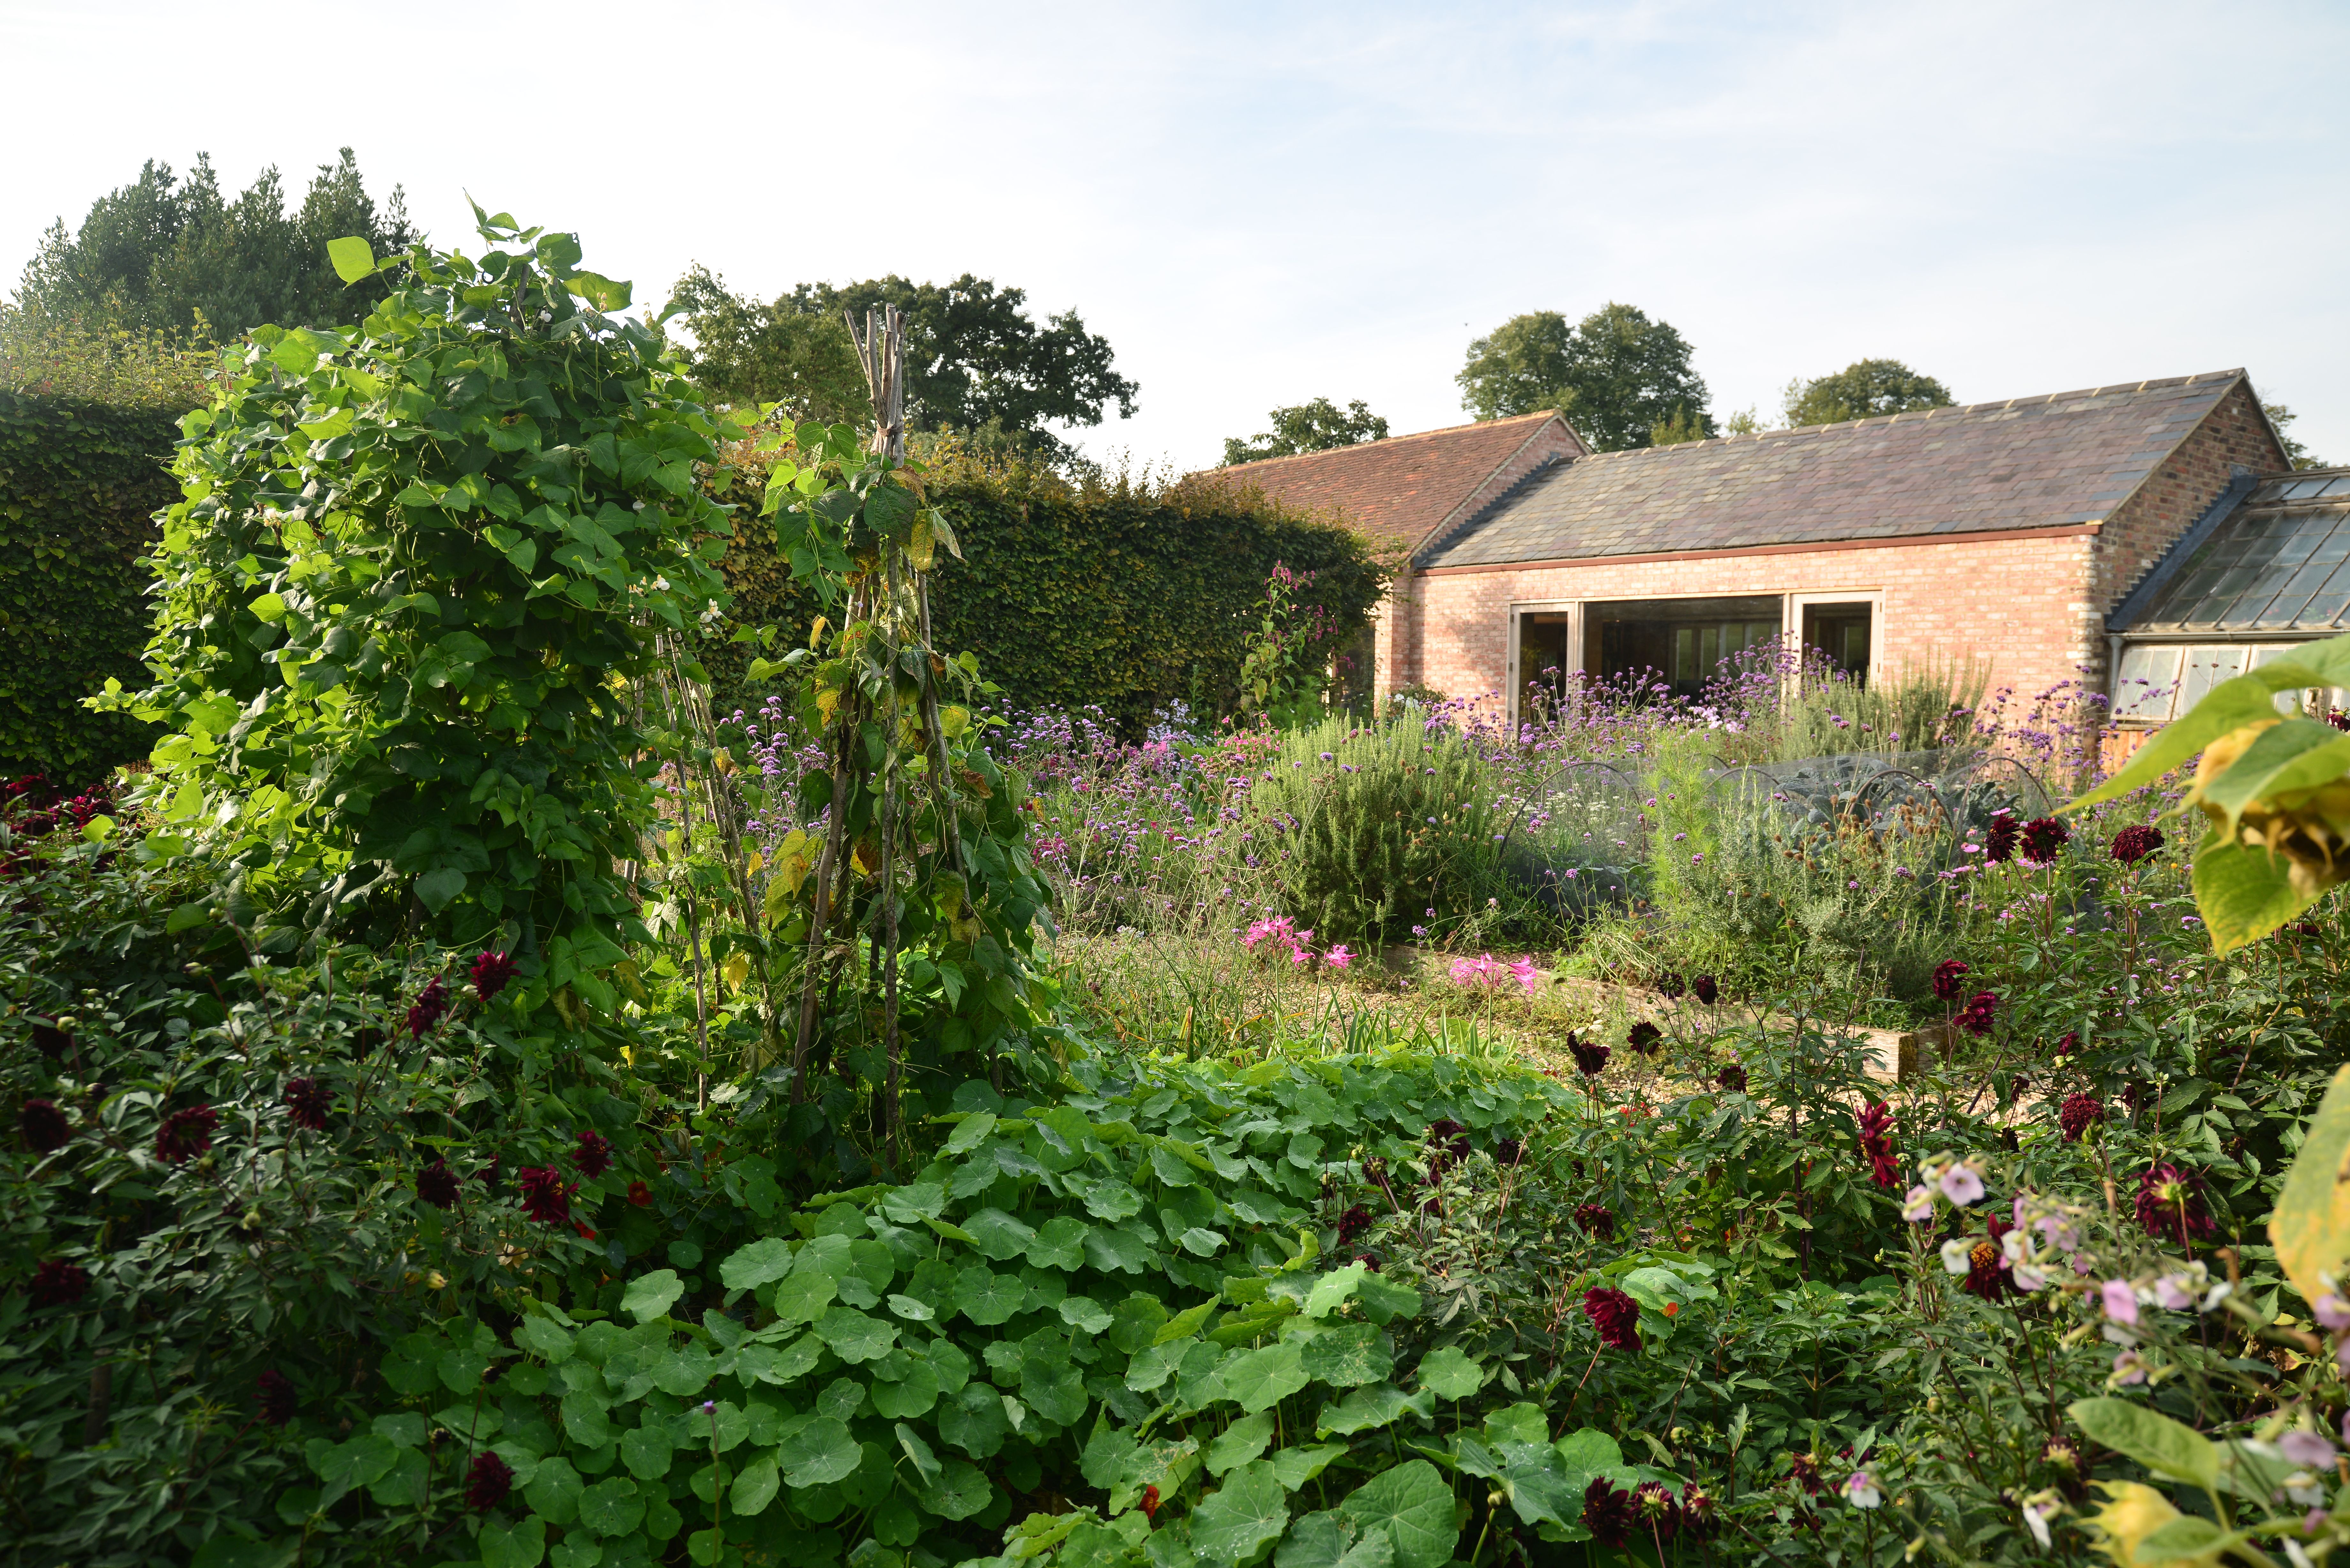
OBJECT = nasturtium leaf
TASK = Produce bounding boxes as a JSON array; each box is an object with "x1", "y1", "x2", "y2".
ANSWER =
[
  {"x1": 1180, "y1": 1227, "x2": 1228, "y2": 1257},
  {"x1": 313, "y1": 1434, "x2": 399, "y2": 1507},
  {"x1": 779, "y1": 1416, "x2": 863, "y2": 1488},
  {"x1": 1022, "y1": 1215, "x2": 1089, "y2": 1271},
  {"x1": 1414, "y1": 1346, "x2": 1483, "y2": 1399},
  {"x1": 560, "y1": 1391, "x2": 613, "y2": 1447},
  {"x1": 576, "y1": 1475, "x2": 646, "y2": 1537},
  {"x1": 1024, "y1": 1363, "x2": 1089, "y2": 1426},
  {"x1": 814, "y1": 1306, "x2": 897, "y2": 1363},
  {"x1": 1207, "y1": 1412, "x2": 1276, "y2": 1475},
  {"x1": 1316, "y1": 1385, "x2": 1435, "y2": 1436},
  {"x1": 620, "y1": 1422, "x2": 675, "y2": 1480},
  {"x1": 721, "y1": 1238, "x2": 796, "y2": 1292},
  {"x1": 953, "y1": 1267, "x2": 1026, "y2": 1325},
  {"x1": 753, "y1": 1331, "x2": 824, "y2": 1385},
  {"x1": 1125, "y1": 1340, "x2": 1189, "y2": 1393},
  {"x1": 523, "y1": 1456, "x2": 583, "y2": 1526},
  {"x1": 653, "y1": 1345, "x2": 716, "y2": 1397},
  {"x1": 438, "y1": 1345, "x2": 490, "y2": 1394},
  {"x1": 964, "y1": 1207, "x2": 1039, "y2": 1261},
  {"x1": 895, "y1": 1421, "x2": 943, "y2": 1485},
  {"x1": 1149, "y1": 1145, "x2": 1199, "y2": 1188},
  {"x1": 478, "y1": 1515, "x2": 547, "y2": 1568},
  {"x1": 946, "y1": 1112, "x2": 997, "y2": 1154},
  {"x1": 730, "y1": 1454, "x2": 781, "y2": 1517},
  {"x1": 516, "y1": 1314, "x2": 574, "y2": 1363},
  {"x1": 1338, "y1": 1460, "x2": 1457, "y2": 1568},
  {"x1": 1353, "y1": 1274, "x2": 1421, "y2": 1325},
  {"x1": 1156, "y1": 1301, "x2": 1217, "y2": 1345},
  {"x1": 369, "y1": 1448, "x2": 430, "y2": 1509},
  {"x1": 771, "y1": 1270, "x2": 838, "y2": 1325},
  {"x1": 372, "y1": 1412, "x2": 428, "y2": 1449},
  {"x1": 1190, "y1": 1459, "x2": 1289, "y2": 1566},
  {"x1": 887, "y1": 1292, "x2": 936, "y2": 1322},
  {"x1": 871, "y1": 1360, "x2": 940, "y2": 1418},
  {"x1": 1075, "y1": 1175, "x2": 1147, "y2": 1221},
  {"x1": 1085, "y1": 1225, "x2": 1154, "y2": 1274},
  {"x1": 1274, "y1": 1510, "x2": 1360, "y2": 1568},
  {"x1": 1108, "y1": 1294, "x2": 1170, "y2": 1353},
  {"x1": 1553, "y1": 1428, "x2": 1623, "y2": 1473},
  {"x1": 1058, "y1": 1294, "x2": 1115, "y2": 1335},
  {"x1": 881, "y1": 1180, "x2": 948, "y2": 1223},
  {"x1": 917, "y1": 1458, "x2": 995, "y2": 1521},
  {"x1": 1271, "y1": 1445, "x2": 1349, "y2": 1492},
  {"x1": 1300, "y1": 1323, "x2": 1392, "y2": 1388},
  {"x1": 815, "y1": 1377, "x2": 867, "y2": 1422},
  {"x1": 938, "y1": 1384, "x2": 1012, "y2": 1457},
  {"x1": 621, "y1": 1270, "x2": 685, "y2": 1324},
  {"x1": 1304, "y1": 1263, "x2": 1368, "y2": 1319},
  {"x1": 1484, "y1": 1405, "x2": 1549, "y2": 1447},
  {"x1": 1224, "y1": 1342, "x2": 1309, "y2": 1413}
]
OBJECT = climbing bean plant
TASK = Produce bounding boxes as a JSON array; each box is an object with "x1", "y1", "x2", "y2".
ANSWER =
[{"x1": 94, "y1": 205, "x2": 741, "y2": 1014}]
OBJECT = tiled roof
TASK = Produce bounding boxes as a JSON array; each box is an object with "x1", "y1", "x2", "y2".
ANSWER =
[
  {"x1": 1216, "y1": 411, "x2": 1574, "y2": 552},
  {"x1": 1417, "y1": 371, "x2": 2249, "y2": 569}
]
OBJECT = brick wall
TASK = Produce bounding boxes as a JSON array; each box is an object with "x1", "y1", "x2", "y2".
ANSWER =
[
  {"x1": 1410, "y1": 531, "x2": 2100, "y2": 712},
  {"x1": 2093, "y1": 377, "x2": 2290, "y2": 613}
]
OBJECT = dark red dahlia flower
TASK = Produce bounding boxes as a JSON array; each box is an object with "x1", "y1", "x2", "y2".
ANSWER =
[
  {"x1": 2055, "y1": 1030, "x2": 2080, "y2": 1056},
  {"x1": 1493, "y1": 1137, "x2": 1526, "y2": 1166},
  {"x1": 1631, "y1": 1482, "x2": 1681, "y2": 1542},
  {"x1": 1627, "y1": 1021, "x2": 1662, "y2": 1054},
  {"x1": 1653, "y1": 972, "x2": 1687, "y2": 1000},
  {"x1": 2019, "y1": 816, "x2": 2069, "y2": 862},
  {"x1": 1678, "y1": 1484, "x2": 1718, "y2": 1539},
  {"x1": 517, "y1": 1165, "x2": 574, "y2": 1226},
  {"x1": 1716, "y1": 1063, "x2": 1748, "y2": 1094},
  {"x1": 1363, "y1": 1157, "x2": 1391, "y2": 1194},
  {"x1": 572, "y1": 1129, "x2": 613, "y2": 1178},
  {"x1": 1930, "y1": 959, "x2": 1970, "y2": 1002},
  {"x1": 470, "y1": 950, "x2": 516, "y2": 1004},
  {"x1": 1954, "y1": 991, "x2": 1998, "y2": 1037},
  {"x1": 1582, "y1": 1479, "x2": 1635, "y2": 1548},
  {"x1": 2058, "y1": 1092, "x2": 2103, "y2": 1143},
  {"x1": 1691, "y1": 975, "x2": 1719, "y2": 1005},
  {"x1": 1984, "y1": 811, "x2": 2019, "y2": 864},
  {"x1": 257, "y1": 1368, "x2": 299, "y2": 1426},
  {"x1": 1425, "y1": 1120, "x2": 1471, "y2": 1162},
  {"x1": 1337, "y1": 1204, "x2": 1375, "y2": 1244},
  {"x1": 1788, "y1": 1452, "x2": 1826, "y2": 1496},
  {"x1": 466, "y1": 1451, "x2": 513, "y2": 1511},
  {"x1": 283, "y1": 1076, "x2": 331, "y2": 1131},
  {"x1": 21, "y1": 1097, "x2": 70, "y2": 1153},
  {"x1": 2111, "y1": 824, "x2": 2164, "y2": 866},
  {"x1": 31, "y1": 1017, "x2": 69, "y2": 1059},
  {"x1": 2135, "y1": 1163, "x2": 2217, "y2": 1245},
  {"x1": 1573, "y1": 1202, "x2": 1616, "y2": 1238},
  {"x1": 1569, "y1": 1036, "x2": 1611, "y2": 1076},
  {"x1": 1583, "y1": 1286, "x2": 1641, "y2": 1351},
  {"x1": 1855, "y1": 1101, "x2": 1901, "y2": 1189},
  {"x1": 627, "y1": 1179, "x2": 653, "y2": 1208},
  {"x1": 416, "y1": 1160, "x2": 461, "y2": 1209},
  {"x1": 29, "y1": 1257, "x2": 88, "y2": 1308},
  {"x1": 155, "y1": 1104, "x2": 217, "y2": 1164},
  {"x1": 407, "y1": 977, "x2": 450, "y2": 1039}
]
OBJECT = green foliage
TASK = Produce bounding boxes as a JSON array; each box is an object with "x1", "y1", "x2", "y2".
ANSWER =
[
  {"x1": 1222, "y1": 398, "x2": 1390, "y2": 466},
  {"x1": 721, "y1": 457, "x2": 1390, "y2": 735},
  {"x1": 675, "y1": 271, "x2": 1134, "y2": 460},
  {"x1": 1236, "y1": 562, "x2": 1342, "y2": 722},
  {"x1": 1455, "y1": 303, "x2": 1712, "y2": 452},
  {"x1": 665, "y1": 264, "x2": 874, "y2": 427},
  {"x1": 1239, "y1": 715, "x2": 1494, "y2": 944},
  {"x1": 0, "y1": 388, "x2": 187, "y2": 784},
  {"x1": 1782, "y1": 357, "x2": 1954, "y2": 428},
  {"x1": 2267, "y1": 400, "x2": 2328, "y2": 471},
  {"x1": 94, "y1": 206, "x2": 740, "y2": 995},
  {"x1": 13, "y1": 148, "x2": 416, "y2": 338}
]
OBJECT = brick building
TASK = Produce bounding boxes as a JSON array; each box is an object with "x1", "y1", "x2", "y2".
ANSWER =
[{"x1": 1224, "y1": 370, "x2": 2293, "y2": 723}]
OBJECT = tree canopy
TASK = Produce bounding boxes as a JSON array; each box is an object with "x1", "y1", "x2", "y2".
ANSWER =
[
  {"x1": 1782, "y1": 358, "x2": 1954, "y2": 427},
  {"x1": 1221, "y1": 396, "x2": 1390, "y2": 465},
  {"x1": 2266, "y1": 402, "x2": 2328, "y2": 471},
  {"x1": 11, "y1": 149, "x2": 414, "y2": 338},
  {"x1": 1455, "y1": 303, "x2": 1712, "y2": 452},
  {"x1": 670, "y1": 268, "x2": 1135, "y2": 458}
]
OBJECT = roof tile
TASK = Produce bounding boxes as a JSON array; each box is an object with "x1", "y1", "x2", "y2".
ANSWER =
[{"x1": 1215, "y1": 411, "x2": 1577, "y2": 551}]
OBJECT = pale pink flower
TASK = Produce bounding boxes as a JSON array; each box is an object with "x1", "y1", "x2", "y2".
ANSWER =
[
  {"x1": 1937, "y1": 1161, "x2": 1985, "y2": 1207},
  {"x1": 2099, "y1": 1280, "x2": 2139, "y2": 1325}
]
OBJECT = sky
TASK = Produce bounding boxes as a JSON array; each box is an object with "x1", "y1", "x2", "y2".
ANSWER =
[{"x1": 3, "y1": 0, "x2": 2345, "y2": 470}]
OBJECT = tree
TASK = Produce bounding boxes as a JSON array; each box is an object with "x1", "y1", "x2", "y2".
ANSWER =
[
  {"x1": 1782, "y1": 358, "x2": 1953, "y2": 427},
  {"x1": 664, "y1": 264, "x2": 872, "y2": 426},
  {"x1": 12, "y1": 149, "x2": 415, "y2": 337},
  {"x1": 673, "y1": 271, "x2": 1136, "y2": 458},
  {"x1": 2265, "y1": 402, "x2": 2327, "y2": 471},
  {"x1": 1222, "y1": 397, "x2": 1390, "y2": 465},
  {"x1": 1456, "y1": 303, "x2": 1713, "y2": 452}
]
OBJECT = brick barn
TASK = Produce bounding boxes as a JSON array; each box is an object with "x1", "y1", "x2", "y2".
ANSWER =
[{"x1": 1219, "y1": 370, "x2": 2294, "y2": 728}]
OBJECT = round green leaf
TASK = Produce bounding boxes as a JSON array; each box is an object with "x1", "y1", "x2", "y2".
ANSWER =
[
  {"x1": 1300, "y1": 1323, "x2": 1392, "y2": 1388},
  {"x1": 779, "y1": 1415, "x2": 863, "y2": 1488},
  {"x1": 771, "y1": 1270, "x2": 838, "y2": 1325},
  {"x1": 1222, "y1": 1342, "x2": 1308, "y2": 1413},
  {"x1": 721, "y1": 1238, "x2": 796, "y2": 1292},
  {"x1": 1027, "y1": 1216, "x2": 1090, "y2": 1270},
  {"x1": 871, "y1": 1361, "x2": 940, "y2": 1419},
  {"x1": 814, "y1": 1306, "x2": 897, "y2": 1363},
  {"x1": 1190, "y1": 1459, "x2": 1289, "y2": 1565},
  {"x1": 621, "y1": 1269, "x2": 684, "y2": 1324},
  {"x1": 576, "y1": 1476, "x2": 646, "y2": 1538},
  {"x1": 729, "y1": 1454, "x2": 781, "y2": 1517},
  {"x1": 1338, "y1": 1459, "x2": 1457, "y2": 1568},
  {"x1": 916, "y1": 1457, "x2": 995, "y2": 1521},
  {"x1": 1415, "y1": 1346, "x2": 1483, "y2": 1400},
  {"x1": 953, "y1": 1266, "x2": 1026, "y2": 1326},
  {"x1": 620, "y1": 1422, "x2": 674, "y2": 1481}
]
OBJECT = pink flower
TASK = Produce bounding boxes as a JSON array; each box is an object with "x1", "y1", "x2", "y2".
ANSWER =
[
  {"x1": 1937, "y1": 1160, "x2": 1985, "y2": 1207},
  {"x1": 2099, "y1": 1279, "x2": 2139, "y2": 1325},
  {"x1": 1325, "y1": 946, "x2": 1354, "y2": 970}
]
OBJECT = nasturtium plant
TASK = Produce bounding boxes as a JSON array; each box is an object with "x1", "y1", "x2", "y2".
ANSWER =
[{"x1": 96, "y1": 204, "x2": 745, "y2": 1009}]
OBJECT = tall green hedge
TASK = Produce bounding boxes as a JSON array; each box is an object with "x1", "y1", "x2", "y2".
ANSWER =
[
  {"x1": 0, "y1": 392, "x2": 184, "y2": 785},
  {"x1": 715, "y1": 460, "x2": 1391, "y2": 734}
]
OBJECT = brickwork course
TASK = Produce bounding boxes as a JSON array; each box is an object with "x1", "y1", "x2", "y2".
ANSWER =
[{"x1": 1210, "y1": 371, "x2": 2290, "y2": 708}]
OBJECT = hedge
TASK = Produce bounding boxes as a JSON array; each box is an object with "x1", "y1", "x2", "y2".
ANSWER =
[
  {"x1": 0, "y1": 391, "x2": 184, "y2": 786},
  {"x1": 714, "y1": 460, "x2": 1392, "y2": 735}
]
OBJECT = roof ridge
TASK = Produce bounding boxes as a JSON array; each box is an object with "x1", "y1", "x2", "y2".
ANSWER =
[
  {"x1": 1217, "y1": 410, "x2": 1561, "y2": 475},
  {"x1": 1412, "y1": 452, "x2": 1572, "y2": 565}
]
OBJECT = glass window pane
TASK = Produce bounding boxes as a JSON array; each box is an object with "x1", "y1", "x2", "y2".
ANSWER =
[
  {"x1": 2112, "y1": 644, "x2": 2182, "y2": 720},
  {"x1": 2177, "y1": 646, "x2": 2248, "y2": 712}
]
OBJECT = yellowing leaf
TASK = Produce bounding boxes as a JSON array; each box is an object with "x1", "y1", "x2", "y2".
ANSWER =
[
  {"x1": 722, "y1": 952, "x2": 751, "y2": 992},
  {"x1": 2272, "y1": 1063, "x2": 2350, "y2": 1307}
]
